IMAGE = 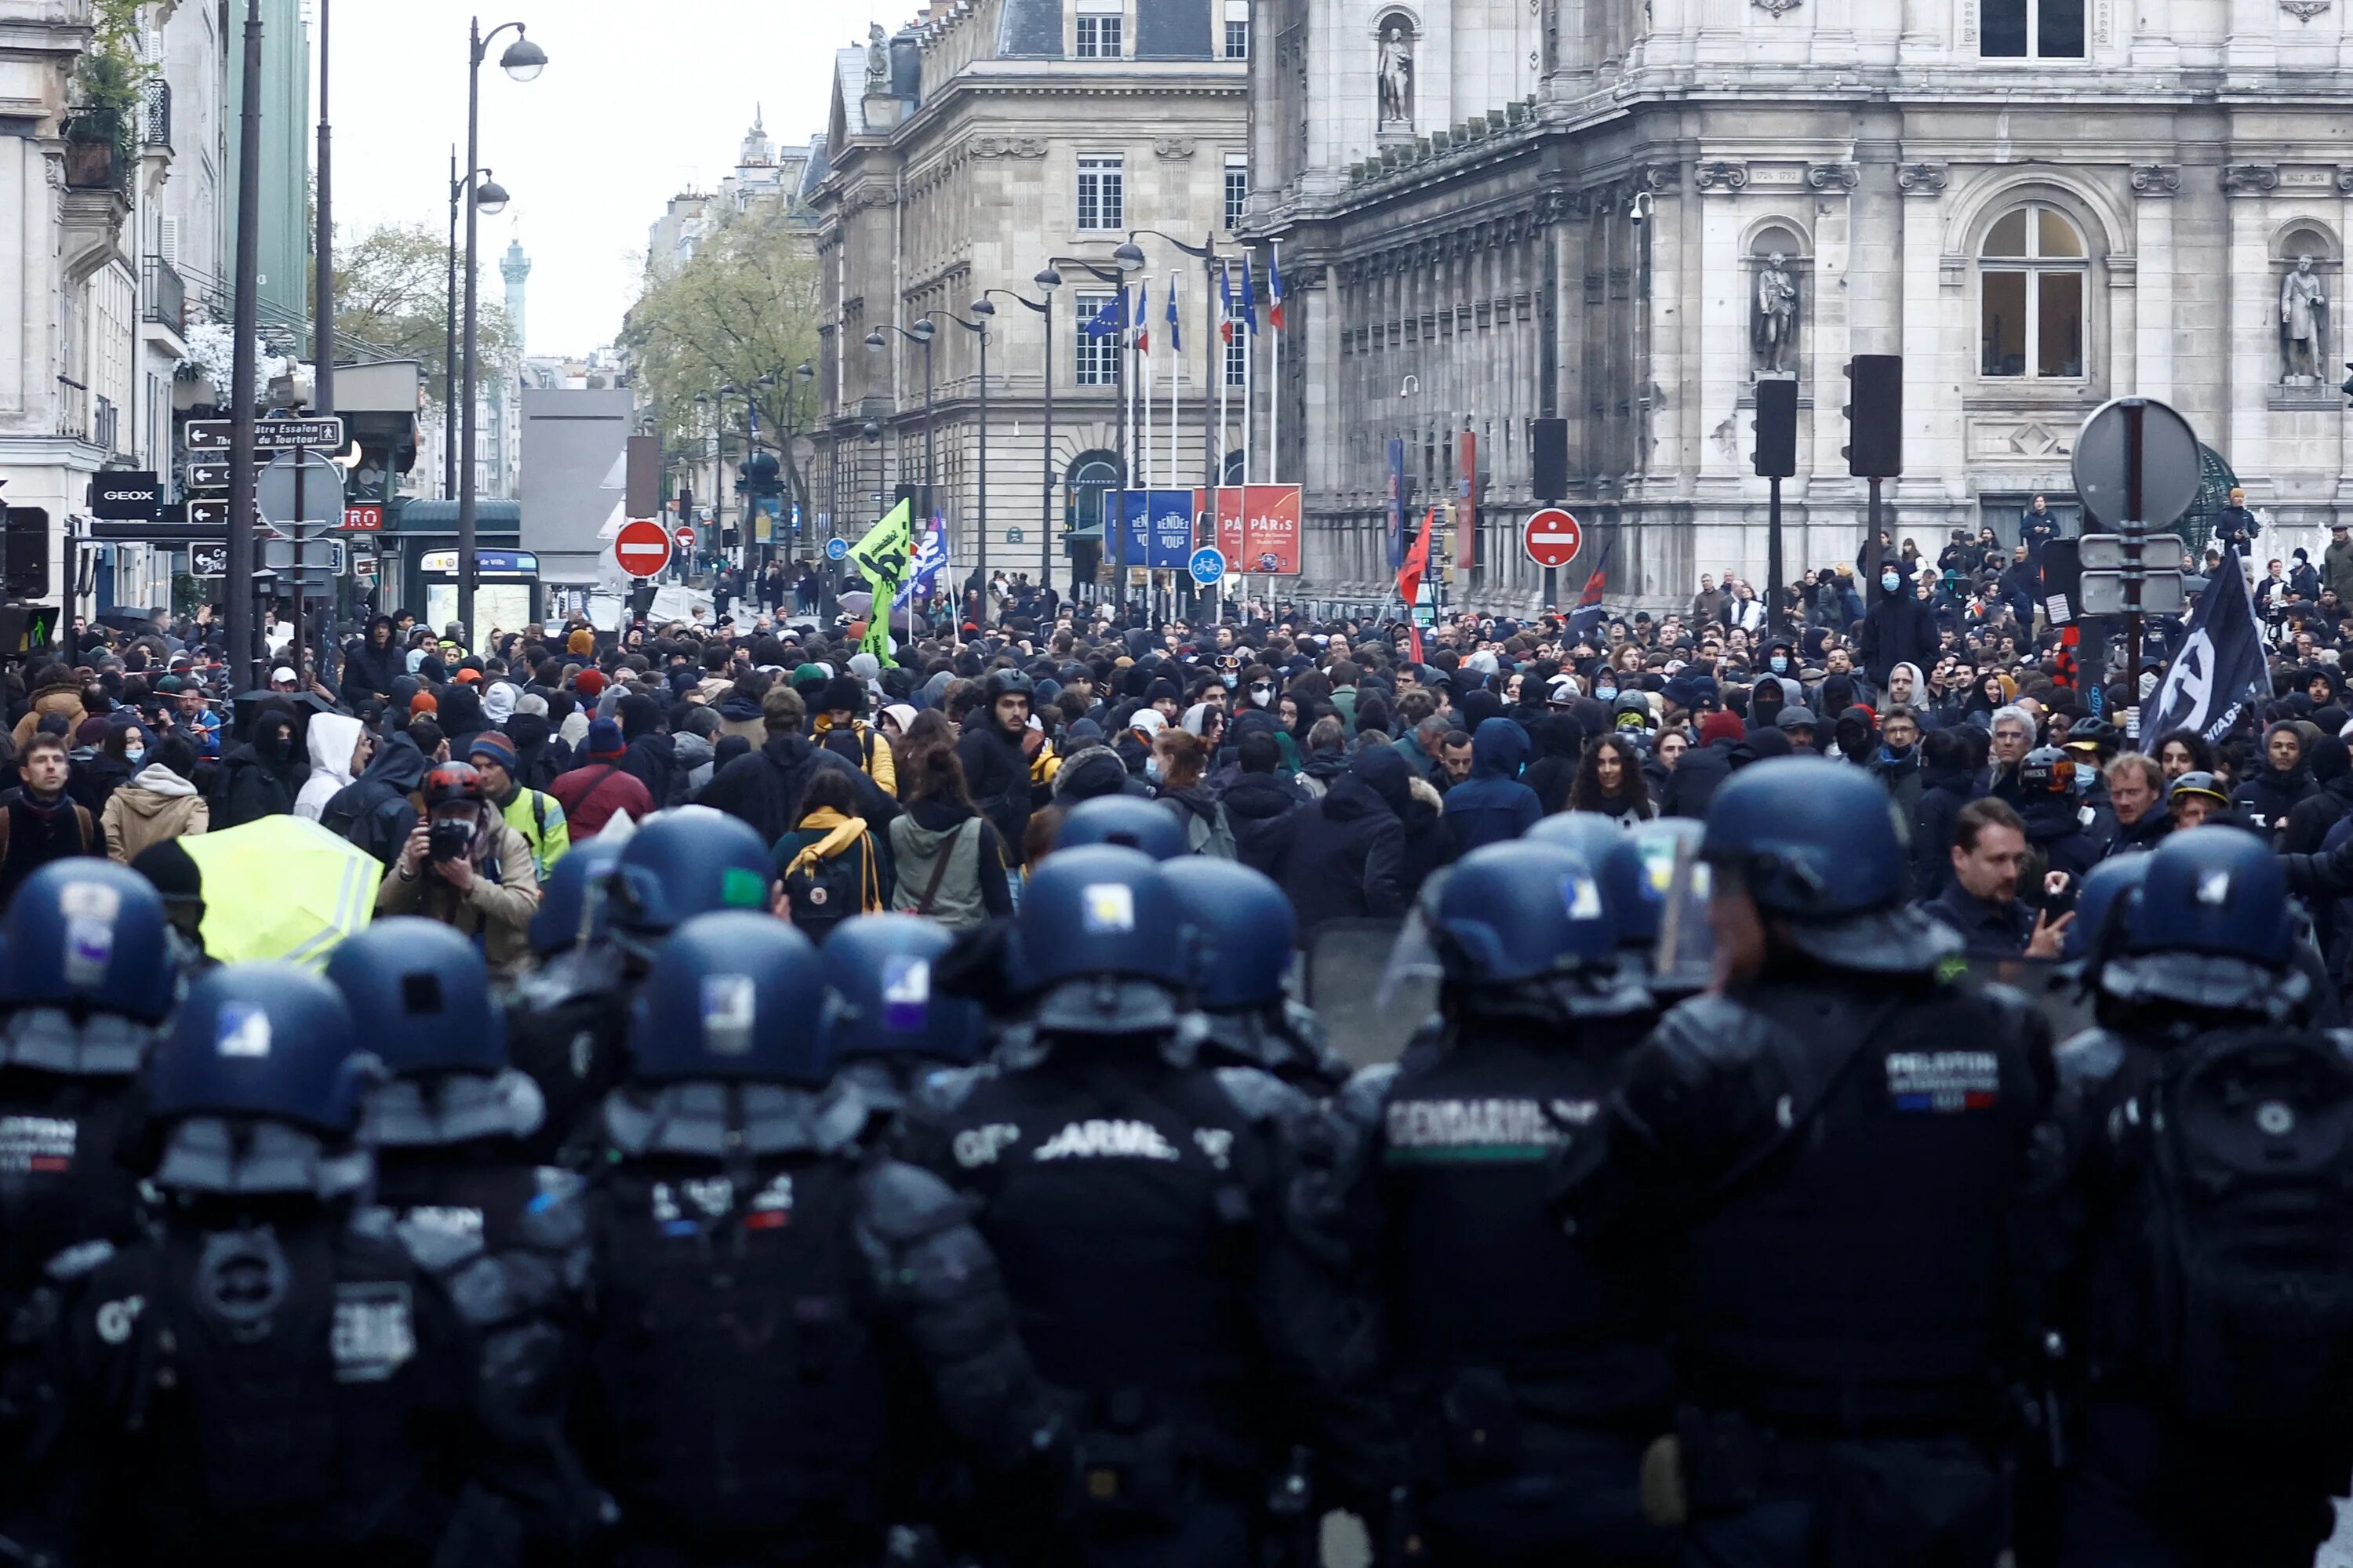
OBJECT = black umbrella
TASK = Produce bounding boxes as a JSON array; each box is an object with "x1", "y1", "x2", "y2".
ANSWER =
[
  {"x1": 230, "y1": 688, "x2": 339, "y2": 743},
  {"x1": 95, "y1": 609, "x2": 160, "y2": 633}
]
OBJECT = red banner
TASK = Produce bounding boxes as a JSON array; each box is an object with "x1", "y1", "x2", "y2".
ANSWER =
[
  {"x1": 1455, "y1": 431, "x2": 1477, "y2": 572},
  {"x1": 1200, "y1": 484, "x2": 1302, "y2": 575}
]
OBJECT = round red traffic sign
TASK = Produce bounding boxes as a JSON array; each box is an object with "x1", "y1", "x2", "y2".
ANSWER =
[
  {"x1": 674, "y1": 524, "x2": 696, "y2": 549},
  {"x1": 1523, "y1": 508, "x2": 1583, "y2": 569},
  {"x1": 615, "y1": 518, "x2": 674, "y2": 579}
]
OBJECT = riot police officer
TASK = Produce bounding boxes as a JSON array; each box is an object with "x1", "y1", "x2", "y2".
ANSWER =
[
  {"x1": 506, "y1": 807, "x2": 776, "y2": 1162},
  {"x1": 2051, "y1": 828, "x2": 2353, "y2": 1567},
  {"x1": 6, "y1": 962, "x2": 486, "y2": 1566},
  {"x1": 820, "y1": 912, "x2": 988, "y2": 1131},
  {"x1": 1160, "y1": 857, "x2": 1349, "y2": 1090},
  {"x1": 547, "y1": 911, "x2": 1066, "y2": 1567},
  {"x1": 1056, "y1": 794, "x2": 1187, "y2": 861},
  {"x1": 907, "y1": 846, "x2": 1398, "y2": 1564},
  {"x1": 329, "y1": 916, "x2": 595, "y2": 1559},
  {"x1": 1596, "y1": 818, "x2": 1708, "y2": 1010},
  {"x1": 1336, "y1": 842, "x2": 1669, "y2": 1565},
  {"x1": 1557, "y1": 757, "x2": 2055, "y2": 1567}
]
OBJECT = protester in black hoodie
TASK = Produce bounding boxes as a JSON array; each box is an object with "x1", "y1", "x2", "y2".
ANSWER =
[
  {"x1": 1217, "y1": 730, "x2": 1307, "y2": 882},
  {"x1": 2286, "y1": 733, "x2": 2353, "y2": 855},
  {"x1": 212, "y1": 703, "x2": 305, "y2": 829},
  {"x1": 504, "y1": 696, "x2": 568, "y2": 791},
  {"x1": 1285, "y1": 744, "x2": 1407, "y2": 941},
  {"x1": 2232, "y1": 720, "x2": 2318, "y2": 840},
  {"x1": 1518, "y1": 712, "x2": 1585, "y2": 816},
  {"x1": 615, "y1": 692, "x2": 680, "y2": 808},
  {"x1": 1662, "y1": 709, "x2": 1748, "y2": 819},
  {"x1": 339, "y1": 615, "x2": 405, "y2": 711},
  {"x1": 1911, "y1": 726, "x2": 1983, "y2": 898}
]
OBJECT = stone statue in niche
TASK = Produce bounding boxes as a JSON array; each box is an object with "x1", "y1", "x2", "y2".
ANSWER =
[
  {"x1": 1753, "y1": 253, "x2": 1800, "y2": 377},
  {"x1": 866, "y1": 24, "x2": 890, "y2": 88},
  {"x1": 2281, "y1": 254, "x2": 2330, "y2": 383},
  {"x1": 1377, "y1": 18, "x2": 1414, "y2": 128}
]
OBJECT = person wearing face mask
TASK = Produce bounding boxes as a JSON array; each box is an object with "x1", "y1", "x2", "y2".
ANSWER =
[
  {"x1": 209, "y1": 701, "x2": 308, "y2": 829},
  {"x1": 1859, "y1": 562, "x2": 1939, "y2": 691},
  {"x1": 101, "y1": 733, "x2": 209, "y2": 865},
  {"x1": 1761, "y1": 639, "x2": 1795, "y2": 682}
]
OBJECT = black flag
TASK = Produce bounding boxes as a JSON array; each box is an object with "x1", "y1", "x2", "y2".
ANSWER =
[{"x1": 2142, "y1": 547, "x2": 2268, "y2": 744}]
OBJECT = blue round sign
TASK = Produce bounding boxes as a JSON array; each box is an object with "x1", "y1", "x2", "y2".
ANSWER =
[
  {"x1": 1188, "y1": 546, "x2": 1227, "y2": 586},
  {"x1": 825, "y1": 537, "x2": 849, "y2": 562}
]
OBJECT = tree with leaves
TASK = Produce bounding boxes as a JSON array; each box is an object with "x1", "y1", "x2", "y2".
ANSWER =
[
  {"x1": 328, "y1": 220, "x2": 518, "y2": 401},
  {"x1": 621, "y1": 201, "x2": 820, "y2": 515}
]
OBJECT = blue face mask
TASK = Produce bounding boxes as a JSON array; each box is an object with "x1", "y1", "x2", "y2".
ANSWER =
[
  {"x1": 1769, "y1": 655, "x2": 1788, "y2": 675},
  {"x1": 1144, "y1": 756, "x2": 1162, "y2": 782},
  {"x1": 1882, "y1": 573, "x2": 1900, "y2": 593},
  {"x1": 1595, "y1": 683, "x2": 1617, "y2": 701}
]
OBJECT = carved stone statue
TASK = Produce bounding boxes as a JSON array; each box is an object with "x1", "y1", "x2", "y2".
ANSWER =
[
  {"x1": 865, "y1": 24, "x2": 889, "y2": 89},
  {"x1": 2281, "y1": 254, "x2": 2330, "y2": 382},
  {"x1": 1753, "y1": 253, "x2": 1800, "y2": 376},
  {"x1": 1377, "y1": 18, "x2": 1414, "y2": 128}
]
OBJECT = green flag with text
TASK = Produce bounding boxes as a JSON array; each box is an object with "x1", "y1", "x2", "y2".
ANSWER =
[{"x1": 851, "y1": 500, "x2": 914, "y2": 664}]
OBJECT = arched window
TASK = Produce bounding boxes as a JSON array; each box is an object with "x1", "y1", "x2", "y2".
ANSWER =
[{"x1": 1980, "y1": 204, "x2": 2086, "y2": 379}]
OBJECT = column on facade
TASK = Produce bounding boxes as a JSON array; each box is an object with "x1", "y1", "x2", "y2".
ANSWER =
[
  {"x1": 2132, "y1": 0, "x2": 2178, "y2": 67},
  {"x1": 1693, "y1": 171, "x2": 1747, "y2": 500},
  {"x1": 1645, "y1": 175, "x2": 1688, "y2": 499},
  {"x1": 2225, "y1": 181, "x2": 2272, "y2": 486},
  {"x1": 0, "y1": 136, "x2": 38, "y2": 423},
  {"x1": 1900, "y1": 171, "x2": 1961, "y2": 511},
  {"x1": 1555, "y1": 205, "x2": 1587, "y2": 486},
  {"x1": 1693, "y1": 0, "x2": 1744, "y2": 65},
  {"x1": 1896, "y1": 0, "x2": 1940, "y2": 56},
  {"x1": 2134, "y1": 172, "x2": 2177, "y2": 406},
  {"x1": 2224, "y1": 0, "x2": 2279, "y2": 73},
  {"x1": 1811, "y1": 0, "x2": 1856, "y2": 64}
]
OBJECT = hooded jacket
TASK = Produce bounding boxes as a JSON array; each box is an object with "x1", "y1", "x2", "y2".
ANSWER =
[
  {"x1": 9, "y1": 679, "x2": 84, "y2": 755},
  {"x1": 1217, "y1": 769, "x2": 1308, "y2": 883},
  {"x1": 1911, "y1": 748, "x2": 1979, "y2": 899},
  {"x1": 1440, "y1": 717, "x2": 1542, "y2": 853},
  {"x1": 2233, "y1": 724, "x2": 2318, "y2": 837},
  {"x1": 213, "y1": 730, "x2": 306, "y2": 830},
  {"x1": 700, "y1": 730, "x2": 893, "y2": 850},
  {"x1": 340, "y1": 619, "x2": 406, "y2": 711},
  {"x1": 955, "y1": 712, "x2": 1037, "y2": 867},
  {"x1": 506, "y1": 711, "x2": 568, "y2": 791},
  {"x1": 1050, "y1": 744, "x2": 1154, "y2": 806},
  {"x1": 321, "y1": 731, "x2": 430, "y2": 865},
  {"x1": 100, "y1": 762, "x2": 208, "y2": 865},
  {"x1": 293, "y1": 713, "x2": 365, "y2": 822},
  {"x1": 1285, "y1": 747, "x2": 1408, "y2": 940}
]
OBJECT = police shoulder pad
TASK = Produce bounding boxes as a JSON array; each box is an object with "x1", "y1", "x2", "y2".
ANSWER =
[
  {"x1": 518, "y1": 1168, "x2": 589, "y2": 1252},
  {"x1": 1333, "y1": 1062, "x2": 1400, "y2": 1135},
  {"x1": 1213, "y1": 1064, "x2": 1312, "y2": 1126},
  {"x1": 2053, "y1": 1028, "x2": 2128, "y2": 1099},
  {"x1": 911, "y1": 1062, "x2": 996, "y2": 1122},
  {"x1": 42, "y1": 1239, "x2": 115, "y2": 1284},
  {"x1": 1654, "y1": 994, "x2": 1778, "y2": 1072},
  {"x1": 857, "y1": 1159, "x2": 973, "y2": 1246}
]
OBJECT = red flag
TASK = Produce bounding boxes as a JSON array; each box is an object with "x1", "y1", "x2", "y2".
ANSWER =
[{"x1": 1395, "y1": 508, "x2": 1433, "y2": 663}]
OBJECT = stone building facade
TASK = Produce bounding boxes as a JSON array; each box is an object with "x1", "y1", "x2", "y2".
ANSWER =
[
  {"x1": 808, "y1": 0, "x2": 1248, "y2": 593},
  {"x1": 1244, "y1": 0, "x2": 2353, "y2": 610}
]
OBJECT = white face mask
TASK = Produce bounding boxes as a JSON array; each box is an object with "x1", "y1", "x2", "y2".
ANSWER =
[{"x1": 1249, "y1": 686, "x2": 1271, "y2": 707}]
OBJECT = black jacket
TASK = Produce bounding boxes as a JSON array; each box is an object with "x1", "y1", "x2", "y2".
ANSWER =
[
  {"x1": 321, "y1": 733, "x2": 429, "y2": 864},
  {"x1": 1911, "y1": 757, "x2": 1977, "y2": 899},
  {"x1": 2284, "y1": 770, "x2": 2353, "y2": 857},
  {"x1": 701, "y1": 732, "x2": 893, "y2": 851},
  {"x1": 1285, "y1": 769, "x2": 1406, "y2": 943},
  {"x1": 619, "y1": 733, "x2": 681, "y2": 810},
  {"x1": 338, "y1": 628, "x2": 406, "y2": 711},
  {"x1": 1857, "y1": 595, "x2": 1939, "y2": 687},
  {"x1": 212, "y1": 740, "x2": 303, "y2": 830},
  {"x1": 956, "y1": 719, "x2": 1037, "y2": 867},
  {"x1": 2232, "y1": 761, "x2": 2316, "y2": 839},
  {"x1": 1923, "y1": 881, "x2": 2035, "y2": 958},
  {"x1": 1661, "y1": 736, "x2": 1745, "y2": 820},
  {"x1": 1217, "y1": 771, "x2": 1304, "y2": 883}
]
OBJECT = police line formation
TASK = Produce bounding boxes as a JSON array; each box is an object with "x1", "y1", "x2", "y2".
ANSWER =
[{"x1": 0, "y1": 751, "x2": 2348, "y2": 1568}]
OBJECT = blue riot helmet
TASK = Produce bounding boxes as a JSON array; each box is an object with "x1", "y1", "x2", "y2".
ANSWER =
[
  {"x1": 1161, "y1": 858, "x2": 1294, "y2": 1010},
  {"x1": 1016, "y1": 845, "x2": 1188, "y2": 1035},
  {"x1": 2061, "y1": 853, "x2": 2151, "y2": 966},
  {"x1": 147, "y1": 962, "x2": 369, "y2": 1135},
  {"x1": 1702, "y1": 756, "x2": 1959, "y2": 973},
  {"x1": 325, "y1": 919, "x2": 507, "y2": 1075},
  {"x1": 2102, "y1": 826, "x2": 2306, "y2": 1017},
  {"x1": 0, "y1": 859, "x2": 177, "y2": 1024},
  {"x1": 628, "y1": 912, "x2": 828, "y2": 1086},
  {"x1": 1601, "y1": 818, "x2": 1706, "y2": 950},
  {"x1": 606, "y1": 807, "x2": 776, "y2": 955},
  {"x1": 529, "y1": 837, "x2": 627, "y2": 958},
  {"x1": 821, "y1": 915, "x2": 987, "y2": 1067},
  {"x1": 1432, "y1": 843, "x2": 1617, "y2": 984},
  {"x1": 1526, "y1": 811, "x2": 1624, "y2": 866},
  {"x1": 1056, "y1": 795, "x2": 1187, "y2": 862}
]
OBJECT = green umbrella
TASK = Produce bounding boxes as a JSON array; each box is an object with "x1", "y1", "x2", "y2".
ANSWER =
[{"x1": 180, "y1": 814, "x2": 383, "y2": 968}]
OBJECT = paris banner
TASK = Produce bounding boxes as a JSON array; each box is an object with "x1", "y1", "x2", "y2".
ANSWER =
[
  {"x1": 1205, "y1": 485, "x2": 1302, "y2": 575},
  {"x1": 2142, "y1": 547, "x2": 2268, "y2": 744}
]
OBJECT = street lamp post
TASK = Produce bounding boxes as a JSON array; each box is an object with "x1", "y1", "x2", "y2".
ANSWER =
[
  {"x1": 1048, "y1": 257, "x2": 1129, "y2": 609},
  {"x1": 446, "y1": 160, "x2": 504, "y2": 497},
  {"x1": 456, "y1": 15, "x2": 545, "y2": 647},
  {"x1": 945, "y1": 303, "x2": 992, "y2": 620},
  {"x1": 985, "y1": 274, "x2": 1056, "y2": 601},
  {"x1": 864, "y1": 319, "x2": 936, "y2": 522}
]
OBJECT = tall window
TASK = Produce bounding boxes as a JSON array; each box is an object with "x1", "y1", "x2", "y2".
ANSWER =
[
  {"x1": 1077, "y1": 155, "x2": 1123, "y2": 231},
  {"x1": 1980, "y1": 204, "x2": 2086, "y2": 379},
  {"x1": 1224, "y1": 157, "x2": 1249, "y2": 232},
  {"x1": 1981, "y1": 0, "x2": 2086, "y2": 58},
  {"x1": 1075, "y1": 11, "x2": 1122, "y2": 56},
  {"x1": 1225, "y1": 333, "x2": 1246, "y2": 387},
  {"x1": 1224, "y1": 0, "x2": 1249, "y2": 57},
  {"x1": 1075, "y1": 293, "x2": 1118, "y2": 385}
]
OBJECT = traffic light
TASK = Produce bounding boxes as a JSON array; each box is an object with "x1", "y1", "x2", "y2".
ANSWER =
[
  {"x1": 1753, "y1": 378, "x2": 1798, "y2": 478},
  {"x1": 2, "y1": 508, "x2": 48, "y2": 598},
  {"x1": 2341, "y1": 361, "x2": 2353, "y2": 406},
  {"x1": 1841, "y1": 355, "x2": 1904, "y2": 478}
]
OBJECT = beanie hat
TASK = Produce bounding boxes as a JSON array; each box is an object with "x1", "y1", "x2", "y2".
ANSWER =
[
  {"x1": 130, "y1": 839, "x2": 203, "y2": 903},
  {"x1": 410, "y1": 691, "x2": 439, "y2": 716},
  {"x1": 584, "y1": 718, "x2": 626, "y2": 759},
  {"x1": 73, "y1": 717, "x2": 110, "y2": 748},
  {"x1": 467, "y1": 731, "x2": 519, "y2": 773},
  {"x1": 1699, "y1": 710, "x2": 1746, "y2": 747},
  {"x1": 817, "y1": 675, "x2": 866, "y2": 718},
  {"x1": 574, "y1": 668, "x2": 607, "y2": 700},
  {"x1": 567, "y1": 628, "x2": 595, "y2": 657},
  {"x1": 453, "y1": 668, "x2": 482, "y2": 686}
]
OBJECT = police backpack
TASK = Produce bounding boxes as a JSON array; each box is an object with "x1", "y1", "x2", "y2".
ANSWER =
[{"x1": 2142, "y1": 1025, "x2": 2353, "y2": 1439}]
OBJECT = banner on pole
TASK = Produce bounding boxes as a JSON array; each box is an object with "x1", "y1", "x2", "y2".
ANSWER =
[
  {"x1": 1205, "y1": 484, "x2": 1302, "y2": 575},
  {"x1": 1120, "y1": 489, "x2": 1198, "y2": 570}
]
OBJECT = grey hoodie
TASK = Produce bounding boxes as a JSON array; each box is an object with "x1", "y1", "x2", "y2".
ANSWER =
[{"x1": 672, "y1": 731, "x2": 717, "y2": 799}]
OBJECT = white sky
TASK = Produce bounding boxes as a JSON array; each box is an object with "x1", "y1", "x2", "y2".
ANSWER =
[{"x1": 325, "y1": 0, "x2": 860, "y2": 357}]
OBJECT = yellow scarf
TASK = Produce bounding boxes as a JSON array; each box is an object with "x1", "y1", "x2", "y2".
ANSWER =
[{"x1": 785, "y1": 809, "x2": 882, "y2": 913}]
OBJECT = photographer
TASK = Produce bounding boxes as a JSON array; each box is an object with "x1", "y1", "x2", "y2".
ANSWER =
[{"x1": 373, "y1": 759, "x2": 540, "y2": 976}]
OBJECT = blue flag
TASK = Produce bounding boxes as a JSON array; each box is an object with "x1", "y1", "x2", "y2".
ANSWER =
[
  {"x1": 1165, "y1": 275, "x2": 1180, "y2": 353},
  {"x1": 1238, "y1": 253, "x2": 1258, "y2": 333},
  {"x1": 1082, "y1": 291, "x2": 1126, "y2": 338}
]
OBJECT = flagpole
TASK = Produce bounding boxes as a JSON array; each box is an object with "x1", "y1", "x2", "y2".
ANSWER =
[
  {"x1": 1242, "y1": 257, "x2": 1254, "y2": 486},
  {"x1": 1271, "y1": 240, "x2": 1282, "y2": 486},
  {"x1": 1217, "y1": 264, "x2": 1229, "y2": 497},
  {"x1": 1168, "y1": 277, "x2": 1180, "y2": 508},
  {"x1": 1143, "y1": 276, "x2": 1154, "y2": 494}
]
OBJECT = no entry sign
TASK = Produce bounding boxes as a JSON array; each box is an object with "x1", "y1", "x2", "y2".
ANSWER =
[
  {"x1": 675, "y1": 524, "x2": 696, "y2": 550},
  {"x1": 1523, "y1": 508, "x2": 1583, "y2": 569},
  {"x1": 615, "y1": 518, "x2": 674, "y2": 578}
]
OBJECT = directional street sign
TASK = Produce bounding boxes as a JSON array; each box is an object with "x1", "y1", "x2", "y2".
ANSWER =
[
  {"x1": 189, "y1": 544, "x2": 228, "y2": 578},
  {"x1": 188, "y1": 499, "x2": 257, "y2": 530},
  {"x1": 262, "y1": 539, "x2": 346, "y2": 573},
  {"x1": 1189, "y1": 546, "x2": 1227, "y2": 586},
  {"x1": 615, "y1": 518, "x2": 673, "y2": 579},
  {"x1": 184, "y1": 417, "x2": 345, "y2": 452},
  {"x1": 1523, "y1": 508, "x2": 1583, "y2": 569},
  {"x1": 184, "y1": 461, "x2": 230, "y2": 493}
]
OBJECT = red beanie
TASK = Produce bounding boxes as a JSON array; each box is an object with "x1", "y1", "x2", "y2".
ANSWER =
[
  {"x1": 575, "y1": 668, "x2": 607, "y2": 700},
  {"x1": 1699, "y1": 710, "x2": 1745, "y2": 747}
]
